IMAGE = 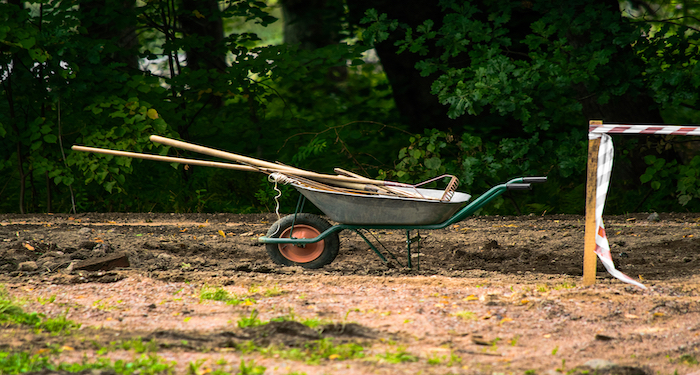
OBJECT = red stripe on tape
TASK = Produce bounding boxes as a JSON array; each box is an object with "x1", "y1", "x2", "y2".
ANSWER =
[
  {"x1": 672, "y1": 128, "x2": 696, "y2": 135},
  {"x1": 640, "y1": 127, "x2": 665, "y2": 134}
]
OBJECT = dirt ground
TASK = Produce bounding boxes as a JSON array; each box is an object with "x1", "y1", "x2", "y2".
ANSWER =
[{"x1": 1, "y1": 211, "x2": 700, "y2": 375}]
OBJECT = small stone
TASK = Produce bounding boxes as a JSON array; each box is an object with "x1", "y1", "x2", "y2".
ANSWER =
[
  {"x1": 647, "y1": 212, "x2": 660, "y2": 222},
  {"x1": 584, "y1": 359, "x2": 616, "y2": 370},
  {"x1": 78, "y1": 227, "x2": 92, "y2": 234},
  {"x1": 18, "y1": 261, "x2": 38, "y2": 271}
]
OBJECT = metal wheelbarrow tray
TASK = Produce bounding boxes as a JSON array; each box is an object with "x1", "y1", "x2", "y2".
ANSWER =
[
  {"x1": 260, "y1": 177, "x2": 547, "y2": 269},
  {"x1": 293, "y1": 184, "x2": 472, "y2": 225}
]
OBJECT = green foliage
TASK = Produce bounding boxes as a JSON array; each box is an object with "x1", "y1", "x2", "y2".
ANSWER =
[
  {"x1": 362, "y1": 0, "x2": 700, "y2": 214},
  {"x1": 3, "y1": 0, "x2": 700, "y2": 214},
  {"x1": 0, "y1": 352, "x2": 53, "y2": 375},
  {"x1": 427, "y1": 351, "x2": 462, "y2": 366},
  {"x1": 237, "y1": 309, "x2": 265, "y2": 328},
  {"x1": 199, "y1": 286, "x2": 255, "y2": 306},
  {"x1": 375, "y1": 346, "x2": 418, "y2": 364},
  {"x1": 0, "y1": 287, "x2": 80, "y2": 335},
  {"x1": 238, "y1": 338, "x2": 365, "y2": 365},
  {"x1": 0, "y1": 351, "x2": 175, "y2": 375},
  {"x1": 97, "y1": 337, "x2": 159, "y2": 355},
  {"x1": 236, "y1": 359, "x2": 266, "y2": 375},
  {"x1": 640, "y1": 154, "x2": 700, "y2": 209},
  {"x1": 0, "y1": 0, "x2": 400, "y2": 214}
]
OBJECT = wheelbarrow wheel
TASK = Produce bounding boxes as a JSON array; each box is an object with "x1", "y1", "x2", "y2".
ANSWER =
[{"x1": 265, "y1": 213, "x2": 339, "y2": 269}]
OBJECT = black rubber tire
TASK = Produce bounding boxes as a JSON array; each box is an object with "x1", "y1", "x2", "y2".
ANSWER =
[{"x1": 265, "y1": 213, "x2": 340, "y2": 269}]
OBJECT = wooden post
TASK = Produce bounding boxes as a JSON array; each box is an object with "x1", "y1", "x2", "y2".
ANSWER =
[{"x1": 583, "y1": 120, "x2": 603, "y2": 285}]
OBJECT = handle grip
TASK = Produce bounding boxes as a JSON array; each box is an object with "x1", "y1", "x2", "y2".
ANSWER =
[
  {"x1": 522, "y1": 176, "x2": 547, "y2": 183},
  {"x1": 507, "y1": 183, "x2": 532, "y2": 190}
]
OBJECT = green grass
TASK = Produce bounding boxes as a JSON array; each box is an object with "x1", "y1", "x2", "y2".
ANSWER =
[
  {"x1": 237, "y1": 309, "x2": 266, "y2": 328},
  {"x1": 262, "y1": 284, "x2": 286, "y2": 297},
  {"x1": 237, "y1": 338, "x2": 365, "y2": 365},
  {"x1": 0, "y1": 352, "x2": 175, "y2": 375},
  {"x1": 0, "y1": 350, "x2": 271, "y2": 375},
  {"x1": 452, "y1": 310, "x2": 477, "y2": 321},
  {"x1": 0, "y1": 286, "x2": 80, "y2": 335},
  {"x1": 375, "y1": 346, "x2": 419, "y2": 364},
  {"x1": 427, "y1": 351, "x2": 461, "y2": 366},
  {"x1": 199, "y1": 286, "x2": 255, "y2": 306},
  {"x1": 97, "y1": 337, "x2": 159, "y2": 355}
]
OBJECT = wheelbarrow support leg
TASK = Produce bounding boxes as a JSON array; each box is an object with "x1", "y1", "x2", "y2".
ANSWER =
[
  {"x1": 406, "y1": 230, "x2": 422, "y2": 270},
  {"x1": 406, "y1": 230, "x2": 412, "y2": 269},
  {"x1": 289, "y1": 194, "x2": 307, "y2": 237},
  {"x1": 353, "y1": 229, "x2": 388, "y2": 264}
]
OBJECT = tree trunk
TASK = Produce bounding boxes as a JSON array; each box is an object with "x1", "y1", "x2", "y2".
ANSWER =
[
  {"x1": 281, "y1": 0, "x2": 347, "y2": 81},
  {"x1": 80, "y1": 0, "x2": 139, "y2": 70},
  {"x1": 180, "y1": 0, "x2": 226, "y2": 72},
  {"x1": 347, "y1": 0, "x2": 461, "y2": 133}
]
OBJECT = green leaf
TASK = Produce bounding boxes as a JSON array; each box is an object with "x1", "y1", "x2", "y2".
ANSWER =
[
  {"x1": 105, "y1": 181, "x2": 116, "y2": 193},
  {"x1": 43, "y1": 134, "x2": 57, "y2": 143},
  {"x1": 424, "y1": 157, "x2": 442, "y2": 170},
  {"x1": 28, "y1": 48, "x2": 48, "y2": 63},
  {"x1": 19, "y1": 37, "x2": 36, "y2": 49}
]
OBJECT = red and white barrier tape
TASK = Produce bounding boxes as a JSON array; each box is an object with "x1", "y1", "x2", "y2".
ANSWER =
[
  {"x1": 588, "y1": 133, "x2": 647, "y2": 289},
  {"x1": 590, "y1": 124, "x2": 700, "y2": 136}
]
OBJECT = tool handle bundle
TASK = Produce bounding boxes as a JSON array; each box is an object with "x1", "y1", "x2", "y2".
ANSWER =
[{"x1": 72, "y1": 135, "x2": 460, "y2": 202}]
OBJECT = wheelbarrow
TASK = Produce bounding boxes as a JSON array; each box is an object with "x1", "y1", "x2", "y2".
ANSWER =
[
  {"x1": 71, "y1": 135, "x2": 546, "y2": 269},
  {"x1": 259, "y1": 176, "x2": 547, "y2": 269}
]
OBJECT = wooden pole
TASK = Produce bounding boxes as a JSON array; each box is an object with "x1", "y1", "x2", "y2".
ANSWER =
[
  {"x1": 583, "y1": 120, "x2": 602, "y2": 286},
  {"x1": 148, "y1": 135, "x2": 418, "y2": 190},
  {"x1": 71, "y1": 145, "x2": 260, "y2": 172}
]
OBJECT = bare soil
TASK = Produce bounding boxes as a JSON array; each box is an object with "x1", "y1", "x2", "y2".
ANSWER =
[{"x1": 1, "y1": 212, "x2": 700, "y2": 375}]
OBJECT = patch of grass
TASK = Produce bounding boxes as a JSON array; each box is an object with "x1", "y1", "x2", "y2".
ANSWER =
[
  {"x1": 272, "y1": 338, "x2": 364, "y2": 365},
  {"x1": 92, "y1": 298, "x2": 122, "y2": 311},
  {"x1": 236, "y1": 338, "x2": 364, "y2": 365},
  {"x1": 375, "y1": 346, "x2": 419, "y2": 364},
  {"x1": 553, "y1": 282, "x2": 576, "y2": 290},
  {"x1": 236, "y1": 359, "x2": 266, "y2": 375},
  {"x1": 509, "y1": 334, "x2": 521, "y2": 346},
  {"x1": 452, "y1": 310, "x2": 477, "y2": 321},
  {"x1": 247, "y1": 284, "x2": 261, "y2": 295},
  {"x1": 0, "y1": 351, "x2": 53, "y2": 374},
  {"x1": 263, "y1": 284, "x2": 286, "y2": 297},
  {"x1": 0, "y1": 351, "x2": 175, "y2": 375},
  {"x1": 671, "y1": 353, "x2": 699, "y2": 365},
  {"x1": 299, "y1": 316, "x2": 333, "y2": 329},
  {"x1": 36, "y1": 295, "x2": 56, "y2": 305},
  {"x1": 0, "y1": 287, "x2": 79, "y2": 335},
  {"x1": 237, "y1": 309, "x2": 265, "y2": 328},
  {"x1": 97, "y1": 337, "x2": 159, "y2": 355},
  {"x1": 239, "y1": 308, "x2": 333, "y2": 331},
  {"x1": 427, "y1": 351, "x2": 461, "y2": 366},
  {"x1": 199, "y1": 286, "x2": 255, "y2": 306}
]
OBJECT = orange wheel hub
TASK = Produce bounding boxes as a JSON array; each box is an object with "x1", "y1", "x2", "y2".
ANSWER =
[{"x1": 277, "y1": 224, "x2": 324, "y2": 263}]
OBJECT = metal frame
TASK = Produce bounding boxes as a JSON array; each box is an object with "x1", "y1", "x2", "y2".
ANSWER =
[{"x1": 259, "y1": 177, "x2": 546, "y2": 267}]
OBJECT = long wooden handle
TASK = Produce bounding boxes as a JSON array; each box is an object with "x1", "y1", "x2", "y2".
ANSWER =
[
  {"x1": 149, "y1": 135, "x2": 301, "y2": 173},
  {"x1": 71, "y1": 145, "x2": 260, "y2": 172},
  {"x1": 149, "y1": 135, "x2": 409, "y2": 188},
  {"x1": 333, "y1": 168, "x2": 423, "y2": 198}
]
